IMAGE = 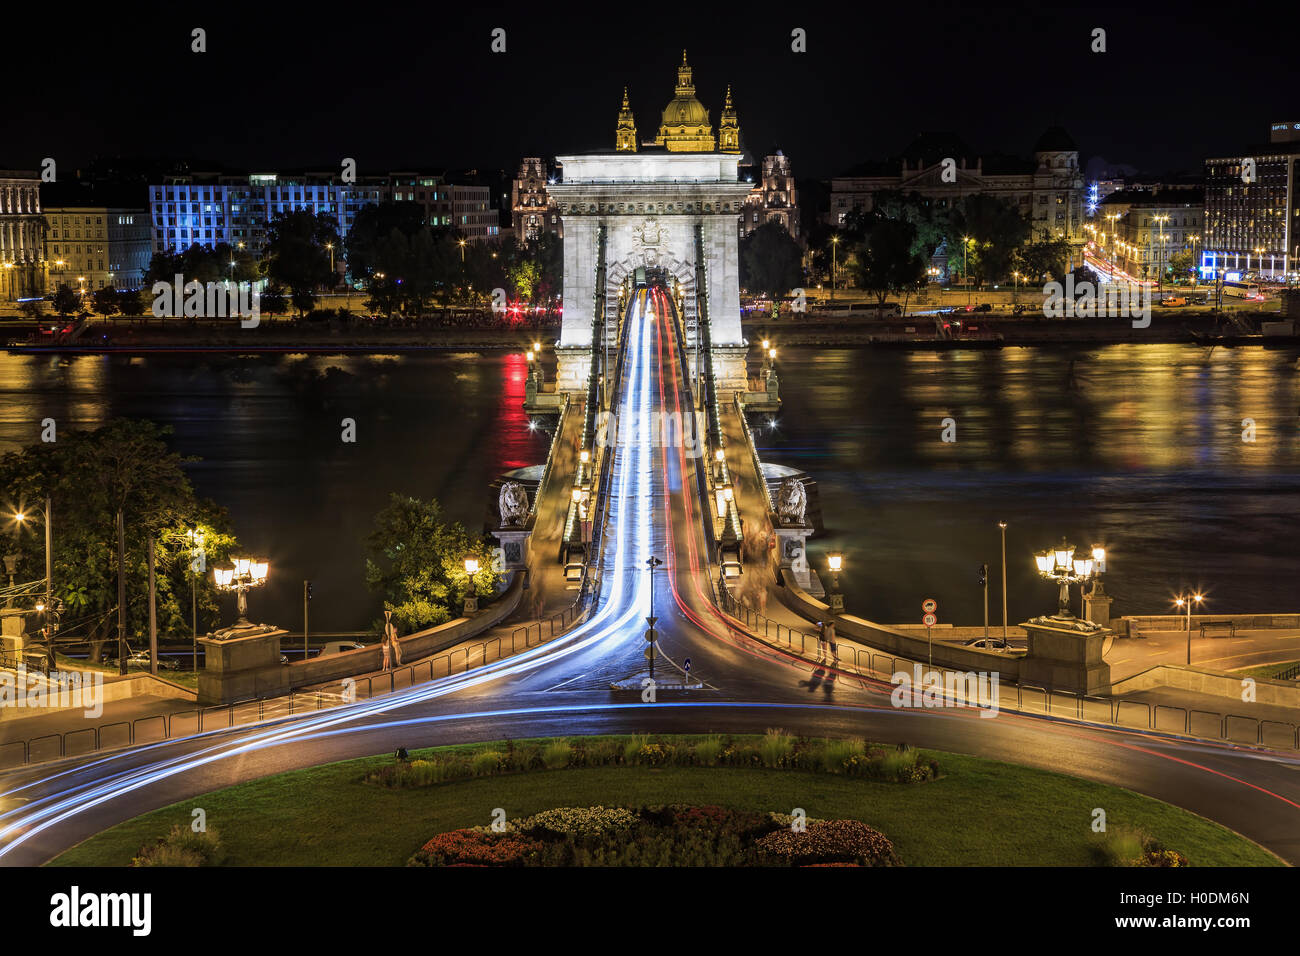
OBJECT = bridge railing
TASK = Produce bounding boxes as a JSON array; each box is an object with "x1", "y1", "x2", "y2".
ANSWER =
[
  {"x1": 0, "y1": 574, "x2": 602, "y2": 771},
  {"x1": 714, "y1": 588, "x2": 1300, "y2": 751}
]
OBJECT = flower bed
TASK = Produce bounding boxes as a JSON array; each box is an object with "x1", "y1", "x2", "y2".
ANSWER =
[{"x1": 408, "y1": 804, "x2": 902, "y2": 867}]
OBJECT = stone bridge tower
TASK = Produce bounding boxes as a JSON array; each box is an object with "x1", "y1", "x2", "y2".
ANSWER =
[{"x1": 548, "y1": 53, "x2": 752, "y2": 393}]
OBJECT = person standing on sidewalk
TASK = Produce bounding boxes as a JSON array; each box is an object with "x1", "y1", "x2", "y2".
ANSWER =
[{"x1": 385, "y1": 610, "x2": 402, "y2": 666}]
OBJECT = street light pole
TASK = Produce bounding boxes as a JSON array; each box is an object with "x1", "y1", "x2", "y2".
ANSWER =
[{"x1": 998, "y1": 521, "x2": 1008, "y2": 641}]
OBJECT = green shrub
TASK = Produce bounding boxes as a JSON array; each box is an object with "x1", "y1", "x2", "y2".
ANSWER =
[
  {"x1": 472, "y1": 751, "x2": 504, "y2": 776},
  {"x1": 693, "y1": 736, "x2": 724, "y2": 766},
  {"x1": 820, "y1": 738, "x2": 864, "y2": 774},
  {"x1": 1092, "y1": 826, "x2": 1189, "y2": 867},
  {"x1": 132, "y1": 825, "x2": 224, "y2": 867},
  {"x1": 759, "y1": 729, "x2": 794, "y2": 768},
  {"x1": 542, "y1": 740, "x2": 571, "y2": 769}
]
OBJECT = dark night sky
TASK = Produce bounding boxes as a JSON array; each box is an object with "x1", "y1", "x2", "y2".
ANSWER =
[{"x1": 5, "y1": 3, "x2": 1297, "y2": 182}]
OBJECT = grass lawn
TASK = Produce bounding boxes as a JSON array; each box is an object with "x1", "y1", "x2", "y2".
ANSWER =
[
  {"x1": 50, "y1": 735, "x2": 1282, "y2": 867},
  {"x1": 1233, "y1": 660, "x2": 1300, "y2": 682}
]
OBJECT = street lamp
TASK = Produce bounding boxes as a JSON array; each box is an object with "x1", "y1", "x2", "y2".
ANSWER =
[
  {"x1": 997, "y1": 521, "x2": 1008, "y2": 640},
  {"x1": 829, "y1": 236, "x2": 839, "y2": 303},
  {"x1": 463, "y1": 557, "x2": 480, "y2": 615},
  {"x1": 187, "y1": 527, "x2": 205, "y2": 671},
  {"x1": 1033, "y1": 538, "x2": 1093, "y2": 620},
  {"x1": 12, "y1": 498, "x2": 53, "y2": 633},
  {"x1": 213, "y1": 556, "x2": 269, "y2": 626},
  {"x1": 1174, "y1": 592, "x2": 1204, "y2": 664},
  {"x1": 827, "y1": 552, "x2": 844, "y2": 613}
]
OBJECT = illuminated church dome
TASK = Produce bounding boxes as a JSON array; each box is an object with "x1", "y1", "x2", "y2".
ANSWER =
[{"x1": 654, "y1": 51, "x2": 717, "y2": 152}]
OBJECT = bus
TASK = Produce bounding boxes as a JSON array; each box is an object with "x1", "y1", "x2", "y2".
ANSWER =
[{"x1": 1222, "y1": 281, "x2": 1262, "y2": 299}]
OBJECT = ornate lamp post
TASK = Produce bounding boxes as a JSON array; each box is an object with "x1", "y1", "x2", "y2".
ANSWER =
[
  {"x1": 213, "y1": 556, "x2": 269, "y2": 627},
  {"x1": 1033, "y1": 539, "x2": 1093, "y2": 620},
  {"x1": 827, "y1": 552, "x2": 844, "y2": 613}
]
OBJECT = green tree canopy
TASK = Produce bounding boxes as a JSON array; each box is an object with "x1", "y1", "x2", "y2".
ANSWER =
[
  {"x1": 850, "y1": 214, "x2": 928, "y2": 306},
  {"x1": 947, "y1": 194, "x2": 1030, "y2": 288},
  {"x1": 263, "y1": 210, "x2": 340, "y2": 314},
  {"x1": 739, "y1": 220, "x2": 803, "y2": 299},
  {"x1": 364, "y1": 494, "x2": 500, "y2": 634},
  {"x1": 0, "y1": 419, "x2": 239, "y2": 660}
]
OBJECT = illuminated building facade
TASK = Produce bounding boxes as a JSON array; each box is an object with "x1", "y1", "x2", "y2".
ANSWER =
[
  {"x1": 1090, "y1": 192, "x2": 1203, "y2": 283},
  {"x1": 828, "y1": 128, "x2": 1086, "y2": 250},
  {"x1": 511, "y1": 158, "x2": 561, "y2": 243},
  {"x1": 0, "y1": 171, "x2": 45, "y2": 301},
  {"x1": 1201, "y1": 122, "x2": 1300, "y2": 281},
  {"x1": 383, "y1": 173, "x2": 500, "y2": 243},
  {"x1": 740, "y1": 151, "x2": 799, "y2": 241},
  {"x1": 44, "y1": 207, "x2": 151, "y2": 293},
  {"x1": 148, "y1": 173, "x2": 383, "y2": 259}
]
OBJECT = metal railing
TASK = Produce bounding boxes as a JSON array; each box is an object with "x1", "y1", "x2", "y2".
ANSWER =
[
  {"x1": 0, "y1": 576, "x2": 601, "y2": 770},
  {"x1": 714, "y1": 588, "x2": 1300, "y2": 751}
]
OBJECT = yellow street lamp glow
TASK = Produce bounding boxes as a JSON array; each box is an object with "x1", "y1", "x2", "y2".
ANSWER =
[
  {"x1": 1175, "y1": 597, "x2": 1185, "y2": 608},
  {"x1": 761, "y1": 339, "x2": 770, "y2": 350},
  {"x1": 1091, "y1": 546, "x2": 1105, "y2": 563},
  {"x1": 715, "y1": 448, "x2": 725, "y2": 463},
  {"x1": 768, "y1": 348, "x2": 777, "y2": 360},
  {"x1": 464, "y1": 557, "x2": 479, "y2": 576},
  {"x1": 827, "y1": 553, "x2": 843, "y2": 573},
  {"x1": 722, "y1": 485, "x2": 733, "y2": 503},
  {"x1": 571, "y1": 487, "x2": 583, "y2": 503},
  {"x1": 579, "y1": 449, "x2": 590, "y2": 464}
]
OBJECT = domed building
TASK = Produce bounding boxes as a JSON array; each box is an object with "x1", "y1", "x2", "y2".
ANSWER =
[{"x1": 615, "y1": 51, "x2": 741, "y2": 154}]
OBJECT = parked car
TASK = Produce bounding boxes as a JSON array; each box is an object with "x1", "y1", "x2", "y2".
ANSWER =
[
  {"x1": 963, "y1": 637, "x2": 1021, "y2": 651},
  {"x1": 316, "y1": 640, "x2": 366, "y2": 657},
  {"x1": 1161, "y1": 296, "x2": 1187, "y2": 307},
  {"x1": 127, "y1": 649, "x2": 180, "y2": 671}
]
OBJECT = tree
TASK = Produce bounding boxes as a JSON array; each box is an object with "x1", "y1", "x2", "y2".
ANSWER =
[
  {"x1": 263, "y1": 210, "x2": 340, "y2": 314},
  {"x1": 0, "y1": 420, "x2": 240, "y2": 662},
  {"x1": 1013, "y1": 237, "x2": 1073, "y2": 284},
  {"x1": 118, "y1": 289, "x2": 148, "y2": 318},
  {"x1": 259, "y1": 282, "x2": 288, "y2": 316},
  {"x1": 851, "y1": 215, "x2": 928, "y2": 308},
  {"x1": 19, "y1": 300, "x2": 45, "y2": 321},
  {"x1": 52, "y1": 284, "x2": 81, "y2": 317},
  {"x1": 508, "y1": 258, "x2": 541, "y2": 301},
  {"x1": 344, "y1": 202, "x2": 426, "y2": 282},
  {"x1": 91, "y1": 286, "x2": 120, "y2": 319},
  {"x1": 739, "y1": 220, "x2": 803, "y2": 299},
  {"x1": 871, "y1": 190, "x2": 949, "y2": 260},
  {"x1": 1168, "y1": 250, "x2": 1195, "y2": 283},
  {"x1": 947, "y1": 194, "x2": 1029, "y2": 288},
  {"x1": 364, "y1": 494, "x2": 500, "y2": 633}
]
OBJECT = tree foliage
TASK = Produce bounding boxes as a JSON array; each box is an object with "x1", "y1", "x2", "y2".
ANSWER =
[
  {"x1": 946, "y1": 194, "x2": 1030, "y2": 288},
  {"x1": 0, "y1": 420, "x2": 239, "y2": 659},
  {"x1": 739, "y1": 220, "x2": 803, "y2": 299},
  {"x1": 850, "y1": 214, "x2": 928, "y2": 305},
  {"x1": 364, "y1": 494, "x2": 500, "y2": 633},
  {"x1": 263, "y1": 210, "x2": 340, "y2": 314}
]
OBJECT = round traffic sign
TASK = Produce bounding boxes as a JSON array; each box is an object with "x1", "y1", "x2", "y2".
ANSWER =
[
  {"x1": 922, "y1": 612, "x2": 938, "y2": 627},
  {"x1": 922, "y1": 598, "x2": 937, "y2": 613},
  {"x1": 644, "y1": 628, "x2": 658, "y2": 642},
  {"x1": 644, "y1": 645, "x2": 657, "y2": 660}
]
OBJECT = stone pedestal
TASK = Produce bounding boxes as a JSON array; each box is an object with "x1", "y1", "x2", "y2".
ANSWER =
[
  {"x1": 1020, "y1": 615, "x2": 1112, "y2": 695},
  {"x1": 773, "y1": 523, "x2": 812, "y2": 590},
  {"x1": 711, "y1": 345, "x2": 749, "y2": 393},
  {"x1": 555, "y1": 347, "x2": 592, "y2": 394},
  {"x1": 1, "y1": 608, "x2": 29, "y2": 656},
  {"x1": 493, "y1": 527, "x2": 533, "y2": 570},
  {"x1": 197, "y1": 623, "x2": 288, "y2": 706},
  {"x1": 1084, "y1": 580, "x2": 1113, "y2": 629}
]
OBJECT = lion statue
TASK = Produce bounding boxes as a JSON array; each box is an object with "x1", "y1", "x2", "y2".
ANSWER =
[
  {"x1": 498, "y1": 481, "x2": 530, "y2": 527},
  {"x1": 775, "y1": 477, "x2": 807, "y2": 527}
]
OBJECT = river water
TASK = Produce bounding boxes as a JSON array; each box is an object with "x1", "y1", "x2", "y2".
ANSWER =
[
  {"x1": 2, "y1": 343, "x2": 1297, "y2": 632},
  {"x1": 758, "y1": 343, "x2": 1300, "y2": 627}
]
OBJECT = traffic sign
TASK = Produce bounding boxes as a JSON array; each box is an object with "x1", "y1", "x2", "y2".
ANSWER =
[
  {"x1": 683, "y1": 658, "x2": 691, "y2": 673},
  {"x1": 644, "y1": 645, "x2": 657, "y2": 660},
  {"x1": 922, "y1": 598, "x2": 937, "y2": 614},
  {"x1": 922, "y1": 612, "x2": 938, "y2": 627}
]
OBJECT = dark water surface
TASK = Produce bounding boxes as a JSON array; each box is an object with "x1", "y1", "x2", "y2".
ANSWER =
[
  {"x1": 3, "y1": 343, "x2": 1298, "y2": 632},
  {"x1": 758, "y1": 343, "x2": 1300, "y2": 626},
  {"x1": 0, "y1": 351, "x2": 547, "y2": 632}
]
